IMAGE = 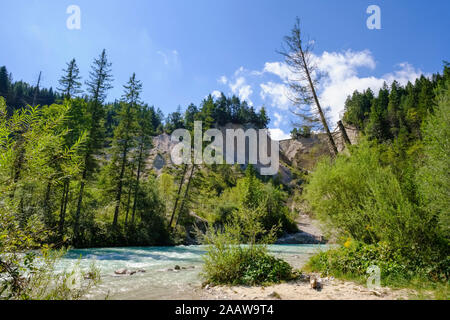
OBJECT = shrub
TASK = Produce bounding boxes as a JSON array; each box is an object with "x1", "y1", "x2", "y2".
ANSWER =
[
  {"x1": 307, "y1": 241, "x2": 449, "y2": 285},
  {"x1": 416, "y1": 78, "x2": 450, "y2": 239},
  {"x1": 201, "y1": 204, "x2": 295, "y2": 286},
  {"x1": 203, "y1": 242, "x2": 293, "y2": 286},
  {"x1": 303, "y1": 139, "x2": 443, "y2": 260},
  {"x1": 307, "y1": 242, "x2": 409, "y2": 281}
]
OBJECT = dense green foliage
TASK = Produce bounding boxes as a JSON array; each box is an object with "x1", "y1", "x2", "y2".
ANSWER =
[
  {"x1": 308, "y1": 242, "x2": 412, "y2": 282},
  {"x1": 304, "y1": 65, "x2": 450, "y2": 284},
  {"x1": 201, "y1": 180, "x2": 296, "y2": 285},
  {"x1": 0, "y1": 52, "x2": 289, "y2": 251},
  {"x1": 0, "y1": 99, "x2": 99, "y2": 299},
  {"x1": 189, "y1": 165, "x2": 297, "y2": 236},
  {"x1": 164, "y1": 93, "x2": 269, "y2": 134}
]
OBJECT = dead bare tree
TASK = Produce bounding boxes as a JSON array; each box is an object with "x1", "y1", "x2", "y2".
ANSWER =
[{"x1": 279, "y1": 18, "x2": 338, "y2": 157}]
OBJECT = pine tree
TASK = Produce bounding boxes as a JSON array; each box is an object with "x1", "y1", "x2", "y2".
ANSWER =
[{"x1": 58, "y1": 59, "x2": 83, "y2": 99}]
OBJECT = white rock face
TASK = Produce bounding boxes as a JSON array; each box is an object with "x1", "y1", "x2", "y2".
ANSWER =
[{"x1": 146, "y1": 124, "x2": 359, "y2": 183}]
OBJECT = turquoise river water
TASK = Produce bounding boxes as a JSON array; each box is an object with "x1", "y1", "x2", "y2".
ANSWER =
[{"x1": 57, "y1": 244, "x2": 328, "y2": 300}]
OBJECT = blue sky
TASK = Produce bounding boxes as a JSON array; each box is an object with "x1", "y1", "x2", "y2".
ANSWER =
[{"x1": 1, "y1": 0, "x2": 449, "y2": 139}]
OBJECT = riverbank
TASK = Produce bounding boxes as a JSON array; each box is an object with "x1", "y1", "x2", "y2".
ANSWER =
[{"x1": 198, "y1": 275, "x2": 416, "y2": 300}]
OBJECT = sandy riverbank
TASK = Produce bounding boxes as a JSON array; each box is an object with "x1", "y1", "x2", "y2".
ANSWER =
[{"x1": 197, "y1": 275, "x2": 416, "y2": 300}]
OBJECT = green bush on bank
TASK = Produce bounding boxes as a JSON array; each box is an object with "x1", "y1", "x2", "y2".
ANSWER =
[
  {"x1": 201, "y1": 199, "x2": 296, "y2": 286},
  {"x1": 303, "y1": 73, "x2": 450, "y2": 285},
  {"x1": 306, "y1": 241, "x2": 449, "y2": 299},
  {"x1": 203, "y1": 244, "x2": 293, "y2": 286},
  {"x1": 308, "y1": 241, "x2": 415, "y2": 281}
]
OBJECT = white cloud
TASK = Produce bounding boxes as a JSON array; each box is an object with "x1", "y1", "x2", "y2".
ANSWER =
[
  {"x1": 263, "y1": 62, "x2": 292, "y2": 82},
  {"x1": 260, "y1": 82, "x2": 292, "y2": 110},
  {"x1": 260, "y1": 50, "x2": 423, "y2": 125},
  {"x1": 384, "y1": 63, "x2": 423, "y2": 86},
  {"x1": 273, "y1": 112, "x2": 284, "y2": 127},
  {"x1": 234, "y1": 66, "x2": 245, "y2": 76},
  {"x1": 229, "y1": 76, "x2": 253, "y2": 105},
  {"x1": 315, "y1": 51, "x2": 422, "y2": 124},
  {"x1": 211, "y1": 90, "x2": 222, "y2": 99},
  {"x1": 218, "y1": 76, "x2": 228, "y2": 84},
  {"x1": 269, "y1": 128, "x2": 291, "y2": 141}
]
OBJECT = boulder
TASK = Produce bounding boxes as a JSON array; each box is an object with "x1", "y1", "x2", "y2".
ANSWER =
[{"x1": 114, "y1": 268, "x2": 128, "y2": 275}]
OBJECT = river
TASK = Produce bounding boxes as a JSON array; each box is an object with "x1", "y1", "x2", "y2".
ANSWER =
[{"x1": 57, "y1": 244, "x2": 328, "y2": 300}]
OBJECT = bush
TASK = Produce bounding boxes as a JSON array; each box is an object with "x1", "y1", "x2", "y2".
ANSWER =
[
  {"x1": 203, "y1": 241, "x2": 293, "y2": 285},
  {"x1": 201, "y1": 203, "x2": 295, "y2": 286},
  {"x1": 308, "y1": 242, "x2": 410, "y2": 281},
  {"x1": 203, "y1": 243, "x2": 293, "y2": 286},
  {"x1": 307, "y1": 241, "x2": 449, "y2": 285},
  {"x1": 416, "y1": 78, "x2": 450, "y2": 239},
  {"x1": 0, "y1": 204, "x2": 100, "y2": 300},
  {"x1": 303, "y1": 140, "x2": 444, "y2": 260}
]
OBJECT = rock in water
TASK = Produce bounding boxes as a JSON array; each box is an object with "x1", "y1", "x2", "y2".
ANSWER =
[
  {"x1": 114, "y1": 268, "x2": 128, "y2": 275},
  {"x1": 174, "y1": 265, "x2": 181, "y2": 270}
]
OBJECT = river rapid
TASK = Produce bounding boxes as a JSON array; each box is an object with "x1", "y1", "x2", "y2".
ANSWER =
[{"x1": 57, "y1": 244, "x2": 328, "y2": 300}]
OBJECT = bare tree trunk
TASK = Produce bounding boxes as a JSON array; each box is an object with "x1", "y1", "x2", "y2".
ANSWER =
[
  {"x1": 124, "y1": 162, "x2": 135, "y2": 226},
  {"x1": 32, "y1": 71, "x2": 42, "y2": 107},
  {"x1": 299, "y1": 46, "x2": 338, "y2": 157},
  {"x1": 74, "y1": 154, "x2": 89, "y2": 243},
  {"x1": 338, "y1": 120, "x2": 351, "y2": 146},
  {"x1": 58, "y1": 179, "x2": 69, "y2": 238},
  {"x1": 43, "y1": 180, "x2": 52, "y2": 225},
  {"x1": 113, "y1": 142, "x2": 129, "y2": 228},
  {"x1": 175, "y1": 165, "x2": 196, "y2": 228},
  {"x1": 169, "y1": 164, "x2": 188, "y2": 228},
  {"x1": 131, "y1": 143, "x2": 144, "y2": 225}
]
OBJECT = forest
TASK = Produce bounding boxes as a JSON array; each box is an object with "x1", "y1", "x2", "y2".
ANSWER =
[{"x1": 0, "y1": 50, "x2": 285, "y2": 251}]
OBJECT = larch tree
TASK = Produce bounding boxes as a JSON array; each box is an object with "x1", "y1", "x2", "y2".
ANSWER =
[
  {"x1": 58, "y1": 59, "x2": 83, "y2": 99},
  {"x1": 279, "y1": 18, "x2": 338, "y2": 156},
  {"x1": 131, "y1": 104, "x2": 154, "y2": 225},
  {"x1": 74, "y1": 49, "x2": 113, "y2": 242},
  {"x1": 112, "y1": 73, "x2": 141, "y2": 228}
]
